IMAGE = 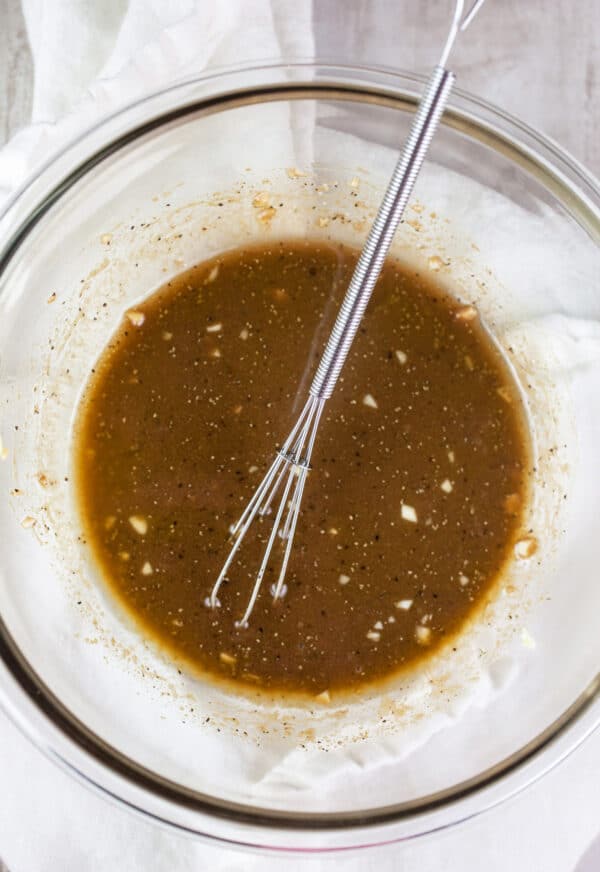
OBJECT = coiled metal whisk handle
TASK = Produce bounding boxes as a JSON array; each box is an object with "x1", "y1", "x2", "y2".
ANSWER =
[
  {"x1": 309, "y1": 65, "x2": 454, "y2": 401},
  {"x1": 209, "y1": 0, "x2": 488, "y2": 628}
]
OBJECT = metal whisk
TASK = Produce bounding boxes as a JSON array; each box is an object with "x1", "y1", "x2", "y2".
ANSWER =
[{"x1": 209, "y1": 0, "x2": 487, "y2": 627}]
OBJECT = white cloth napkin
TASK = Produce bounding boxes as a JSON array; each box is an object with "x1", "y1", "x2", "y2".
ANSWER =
[
  {"x1": 0, "y1": 0, "x2": 313, "y2": 199},
  {"x1": 1, "y1": 3, "x2": 600, "y2": 870}
]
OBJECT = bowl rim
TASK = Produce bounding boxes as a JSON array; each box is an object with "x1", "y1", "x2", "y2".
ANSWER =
[{"x1": 1, "y1": 59, "x2": 599, "y2": 851}]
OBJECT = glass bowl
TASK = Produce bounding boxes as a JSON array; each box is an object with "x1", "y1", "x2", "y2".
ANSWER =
[{"x1": 0, "y1": 62, "x2": 599, "y2": 853}]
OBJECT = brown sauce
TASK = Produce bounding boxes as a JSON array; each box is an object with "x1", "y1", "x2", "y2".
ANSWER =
[{"x1": 74, "y1": 240, "x2": 530, "y2": 697}]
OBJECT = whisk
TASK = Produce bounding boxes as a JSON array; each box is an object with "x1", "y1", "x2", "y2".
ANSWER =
[{"x1": 209, "y1": 0, "x2": 488, "y2": 627}]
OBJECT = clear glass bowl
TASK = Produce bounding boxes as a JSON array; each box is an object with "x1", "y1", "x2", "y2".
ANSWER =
[{"x1": 0, "y1": 62, "x2": 599, "y2": 852}]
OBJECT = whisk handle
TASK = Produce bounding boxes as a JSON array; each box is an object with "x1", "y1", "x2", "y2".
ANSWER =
[{"x1": 309, "y1": 65, "x2": 455, "y2": 401}]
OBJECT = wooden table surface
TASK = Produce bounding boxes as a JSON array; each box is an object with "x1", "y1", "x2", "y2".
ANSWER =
[{"x1": 1, "y1": 0, "x2": 599, "y2": 176}]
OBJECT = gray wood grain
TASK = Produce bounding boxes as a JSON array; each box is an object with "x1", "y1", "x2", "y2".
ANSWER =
[
  {"x1": 314, "y1": 0, "x2": 600, "y2": 177},
  {"x1": 0, "y1": 0, "x2": 32, "y2": 145},
  {"x1": 0, "y1": 0, "x2": 599, "y2": 176}
]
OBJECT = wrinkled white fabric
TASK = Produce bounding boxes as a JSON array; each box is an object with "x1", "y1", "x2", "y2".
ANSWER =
[{"x1": 1, "y1": 3, "x2": 600, "y2": 871}]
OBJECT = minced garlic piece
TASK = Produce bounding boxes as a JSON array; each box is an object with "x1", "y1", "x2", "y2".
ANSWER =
[
  {"x1": 459, "y1": 574, "x2": 470, "y2": 586},
  {"x1": 395, "y1": 350, "x2": 407, "y2": 365},
  {"x1": 366, "y1": 630, "x2": 381, "y2": 642},
  {"x1": 239, "y1": 328, "x2": 249, "y2": 340},
  {"x1": 204, "y1": 265, "x2": 220, "y2": 284},
  {"x1": 286, "y1": 167, "x2": 306, "y2": 179},
  {"x1": 258, "y1": 206, "x2": 277, "y2": 224},
  {"x1": 21, "y1": 516, "x2": 36, "y2": 529},
  {"x1": 128, "y1": 515, "x2": 148, "y2": 535},
  {"x1": 415, "y1": 625, "x2": 432, "y2": 645},
  {"x1": 141, "y1": 561, "x2": 153, "y2": 576},
  {"x1": 338, "y1": 573, "x2": 350, "y2": 585},
  {"x1": 395, "y1": 599, "x2": 413, "y2": 611},
  {"x1": 206, "y1": 322, "x2": 222, "y2": 333},
  {"x1": 126, "y1": 311, "x2": 145, "y2": 327},
  {"x1": 401, "y1": 504, "x2": 418, "y2": 523},
  {"x1": 514, "y1": 537, "x2": 538, "y2": 559},
  {"x1": 315, "y1": 689, "x2": 331, "y2": 704},
  {"x1": 362, "y1": 393, "x2": 378, "y2": 409},
  {"x1": 440, "y1": 479, "x2": 453, "y2": 494},
  {"x1": 252, "y1": 191, "x2": 271, "y2": 209},
  {"x1": 456, "y1": 305, "x2": 478, "y2": 322},
  {"x1": 428, "y1": 255, "x2": 444, "y2": 271},
  {"x1": 219, "y1": 652, "x2": 237, "y2": 666}
]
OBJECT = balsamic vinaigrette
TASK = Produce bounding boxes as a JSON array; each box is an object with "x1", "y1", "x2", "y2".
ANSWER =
[{"x1": 74, "y1": 240, "x2": 531, "y2": 696}]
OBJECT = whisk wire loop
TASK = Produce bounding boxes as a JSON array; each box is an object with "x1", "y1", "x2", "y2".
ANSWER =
[{"x1": 208, "y1": 0, "x2": 488, "y2": 626}]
